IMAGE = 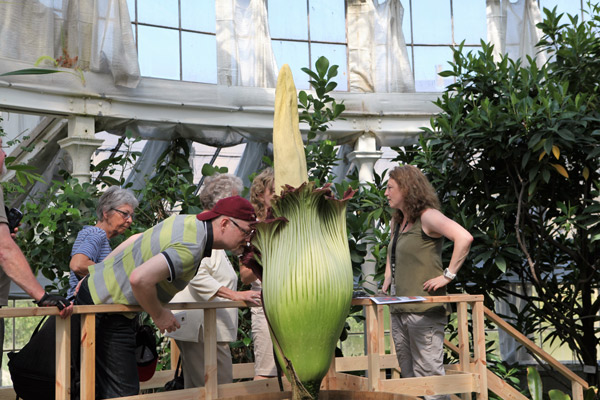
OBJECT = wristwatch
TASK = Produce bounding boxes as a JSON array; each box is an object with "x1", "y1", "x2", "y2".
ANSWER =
[{"x1": 443, "y1": 268, "x2": 456, "y2": 280}]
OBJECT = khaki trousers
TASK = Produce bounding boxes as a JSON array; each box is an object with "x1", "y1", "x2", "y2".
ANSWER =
[
  {"x1": 390, "y1": 311, "x2": 449, "y2": 400},
  {"x1": 176, "y1": 338, "x2": 233, "y2": 389}
]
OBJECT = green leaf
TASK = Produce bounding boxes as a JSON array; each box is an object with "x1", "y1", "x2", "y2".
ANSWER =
[
  {"x1": 527, "y1": 367, "x2": 543, "y2": 400},
  {"x1": 549, "y1": 389, "x2": 570, "y2": 400},
  {"x1": 315, "y1": 56, "x2": 329, "y2": 78},
  {"x1": 298, "y1": 91, "x2": 308, "y2": 107},
  {"x1": 301, "y1": 67, "x2": 319, "y2": 81},
  {"x1": 495, "y1": 256, "x2": 507, "y2": 273},
  {"x1": 0, "y1": 68, "x2": 62, "y2": 76},
  {"x1": 201, "y1": 163, "x2": 217, "y2": 177}
]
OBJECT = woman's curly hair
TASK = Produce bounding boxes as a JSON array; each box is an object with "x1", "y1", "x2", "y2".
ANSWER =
[
  {"x1": 250, "y1": 167, "x2": 274, "y2": 221},
  {"x1": 389, "y1": 165, "x2": 440, "y2": 223}
]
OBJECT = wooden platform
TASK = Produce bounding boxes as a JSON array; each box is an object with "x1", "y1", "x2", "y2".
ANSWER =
[{"x1": 0, "y1": 386, "x2": 16, "y2": 400}]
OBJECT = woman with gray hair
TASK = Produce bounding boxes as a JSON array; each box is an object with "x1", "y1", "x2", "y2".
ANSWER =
[
  {"x1": 168, "y1": 173, "x2": 260, "y2": 388},
  {"x1": 67, "y1": 186, "x2": 138, "y2": 298}
]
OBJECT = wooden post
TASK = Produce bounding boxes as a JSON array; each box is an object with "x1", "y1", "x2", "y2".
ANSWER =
[
  {"x1": 572, "y1": 381, "x2": 584, "y2": 400},
  {"x1": 457, "y1": 301, "x2": 470, "y2": 372},
  {"x1": 204, "y1": 308, "x2": 218, "y2": 400},
  {"x1": 387, "y1": 306, "x2": 401, "y2": 379},
  {"x1": 471, "y1": 301, "x2": 488, "y2": 400},
  {"x1": 56, "y1": 316, "x2": 71, "y2": 400},
  {"x1": 378, "y1": 305, "x2": 387, "y2": 380},
  {"x1": 365, "y1": 303, "x2": 380, "y2": 391},
  {"x1": 80, "y1": 314, "x2": 96, "y2": 399},
  {"x1": 323, "y1": 354, "x2": 337, "y2": 390},
  {"x1": 170, "y1": 338, "x2": 180, "y2": 370}
]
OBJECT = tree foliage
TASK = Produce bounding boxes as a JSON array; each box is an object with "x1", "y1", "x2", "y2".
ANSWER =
[{"x1": 394, "y1": 3, "x2": 600, "y2": 384}]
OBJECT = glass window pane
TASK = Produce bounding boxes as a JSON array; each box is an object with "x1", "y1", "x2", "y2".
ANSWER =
[
  {"x1": 268, "y1": 0, "x2": 308, "y2": 40},
  {"x1": 538, "y1": 0, "x2": 583, "y2": 20},
  {"x1": 454, "y1": 0, "x2": 487, "y2": 45},
  {"x1": 182, "y1": 32, "x2": 217, "y2": 84},
  {"x1": 310, "y1": 43, "x2": 348, "y2": 91},
  {"x1": 126, "y1": 0, "x2": 135, "y2": 19},
  {"x1": 309, "y1": 0, "x2": 346, "y2": 43},
  {"x1": 130, "y1": 23, "x2": 136, "y2": 43},
  {"x1": 182, "y1": 0, "x2": 215, "y2": 32},
  {"x1": 413, "y1": 46, "x2": 455, "y2": 92},
  {"x1": 138, "y1": 26, "x2": 180, "y2": 80},
  {"x1": 138, "y1": 0, "x2": 179, "y2": 28},
  {"x1": 401, "y1": 1, "x2": 412, "y2": 45},
  {"x1": 271, "y1": 40, "x2": 310, "y2": 90},
  {"x1": 412, "y1": 0, "x2": 451, "y2": 44}
]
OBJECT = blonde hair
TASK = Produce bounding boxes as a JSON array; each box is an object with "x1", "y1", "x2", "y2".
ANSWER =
[
  {"x1": 250, "y1": 167, "x2": 274, "y2": 220},
  {"x1": 388, "y1": 165, "x2": 440, "y2": 223}
]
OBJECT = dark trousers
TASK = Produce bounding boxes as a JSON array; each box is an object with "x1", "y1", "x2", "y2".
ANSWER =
[{"x1": 75, "y1": 277, "x2": 139, "y2": 399}]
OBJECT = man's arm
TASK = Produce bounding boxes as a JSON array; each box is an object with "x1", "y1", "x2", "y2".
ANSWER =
[
  {"x1": 0, "y1": 224, "x2": 46, "y2": 301},
  {"x1": 129, "y1": 254, "x2": 180, "y2": 333},
  {"x1": 0, "y1": 224, "x2": 72, "y2": 317}
]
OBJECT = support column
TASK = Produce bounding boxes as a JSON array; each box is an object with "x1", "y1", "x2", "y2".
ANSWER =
[
  {"x1": 57, "y1": 116, "x2": 103, "y2": 183},
  {"x1": 347, "y1": 133, "x2": 383, "y2": 187},
  {"x1": 348, "y1": 133, "x2": 383, "y2": 293}
]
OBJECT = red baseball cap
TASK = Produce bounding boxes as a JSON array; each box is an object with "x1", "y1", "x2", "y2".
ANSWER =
[{"x1": 196, "y1": 196, "x2": 256, "y2": 222}]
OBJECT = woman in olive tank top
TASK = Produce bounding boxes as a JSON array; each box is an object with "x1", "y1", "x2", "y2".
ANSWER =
[{"x1": 382, "y1": 165, "x2": 473, "y2": 400}]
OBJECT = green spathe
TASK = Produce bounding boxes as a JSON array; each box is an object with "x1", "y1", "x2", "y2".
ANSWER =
[{"x1": 253, "y1": 182, "x2": 354, "y2": 398}]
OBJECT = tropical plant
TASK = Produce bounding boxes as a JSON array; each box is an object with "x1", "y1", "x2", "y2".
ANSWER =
[
  {"x1": 394, "y1": 3, "x2": 600, "y2": 386},
  {"x1": 299, "y1": 56, "x2": 346, "y2": 186},
  {"x1": 527, "y1": 366, "x2": 597, "y2": 400}
]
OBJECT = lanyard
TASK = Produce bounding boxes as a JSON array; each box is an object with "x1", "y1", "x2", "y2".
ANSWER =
[{"x1": 390, "y1": 222, "x2": 401, "y2": 296}]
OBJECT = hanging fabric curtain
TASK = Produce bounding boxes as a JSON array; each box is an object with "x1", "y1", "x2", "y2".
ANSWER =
[
  {"x1": 0, "y1": 0, "x2": 140, "y2": 88},
  {"x1": 216, "y1": 0, "x2": 279, "y2": 87},
  {"x1": 486, "y1": 0, "x2": 548, "y2": 67},
  {"x1": 216, "y1": 0, "x2": 279, "y2": 182},
  {"x1": 347, "y1": 0, "x2": 414, "y2": 93}
]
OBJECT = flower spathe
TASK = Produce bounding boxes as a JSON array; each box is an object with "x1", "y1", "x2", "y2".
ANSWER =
[{"x1": 252, "y1": 182, "x2": 355, "y2": 398}]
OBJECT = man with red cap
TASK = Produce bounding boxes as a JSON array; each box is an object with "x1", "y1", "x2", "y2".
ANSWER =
[{"x1": 74, "y1": 196, "x2": 256, "y2": 399}]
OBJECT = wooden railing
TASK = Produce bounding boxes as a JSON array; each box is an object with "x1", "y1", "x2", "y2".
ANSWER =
[{"x1": 0, "y1": 293, "x2": 584, "y2": 400}]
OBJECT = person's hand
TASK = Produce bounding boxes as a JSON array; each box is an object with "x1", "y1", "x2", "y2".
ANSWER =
[
  {"x1": 381, "y1": 276, "x2": 392, "y2": 294},
  {"x1": 10, "y1": 226, "x2": 18, "y2": 240},
  {"x1": 239, "y1": 290, "x2": 261, "y2": 306},
  {"x1": 35, "y1": 293, "x2": 73, "y2": 318},
  {"x1": 74, "y1": 278, "x2": 84, "y2": 296},
  {"x1": 35, "y1": 292, "x2": 70, "y2": 309},
  {"x1": 151, "y1": 308, "x2": 180, "y2": 334},
  {"x1": 59, "y1": 303, "x2": 74, "y2": 318},
  {"x1": 423, "y1": 275, "x2": 451, "y2": 292}
]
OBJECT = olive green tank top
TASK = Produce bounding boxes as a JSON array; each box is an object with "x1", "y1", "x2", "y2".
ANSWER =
[{"x1": 389, "y1": 217, "x2": 448, "y2": 314}]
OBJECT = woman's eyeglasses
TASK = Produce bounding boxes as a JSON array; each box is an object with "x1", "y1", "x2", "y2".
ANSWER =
[{"x1": 111, "y1": 208, "x2": 134, "y2": 220}]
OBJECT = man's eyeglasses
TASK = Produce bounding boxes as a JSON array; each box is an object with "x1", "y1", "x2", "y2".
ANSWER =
[
  {"x1": 228, "y1": 218, "x2": 255, "y2": 238},
  {"x1": 111, "y1": 208, "x2": 134, "y2": 220}
]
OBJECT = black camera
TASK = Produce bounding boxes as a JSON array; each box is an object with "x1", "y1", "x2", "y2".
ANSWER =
[{"x1": 4, "y1": 206, "x2": 23, "y2": 234}]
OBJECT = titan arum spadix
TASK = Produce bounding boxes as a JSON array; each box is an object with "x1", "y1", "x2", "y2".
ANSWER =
[{"x1": 251, "y1": 64, "x2": 354, "y2": 400}]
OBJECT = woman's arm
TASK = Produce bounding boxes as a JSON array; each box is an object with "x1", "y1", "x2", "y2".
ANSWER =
[
  {"x1": 69, "y1": 254, "x2": 95, "y2": 276},
  {"x1": 239, "y1": 263, "x2": 257, "y2": 285},
  {"x1": 421, "y1": 208, "x2": 473, "y2": 292},
  {"x1": 381, "y1": 218, "x2": 396, "y2": 294}
]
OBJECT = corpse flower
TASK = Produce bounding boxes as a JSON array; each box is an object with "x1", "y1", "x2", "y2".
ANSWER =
[{"x1": 251, "y1": 64, "x2": 354, "y2": 400}]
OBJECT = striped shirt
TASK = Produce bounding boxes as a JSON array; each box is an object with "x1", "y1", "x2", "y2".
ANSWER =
[
  {"x1": 88, "y1": 215, "x2": 213, "y2": 305},
  {"x1": 68, "y1": 226, "x2": 112, "y2": 298}
]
